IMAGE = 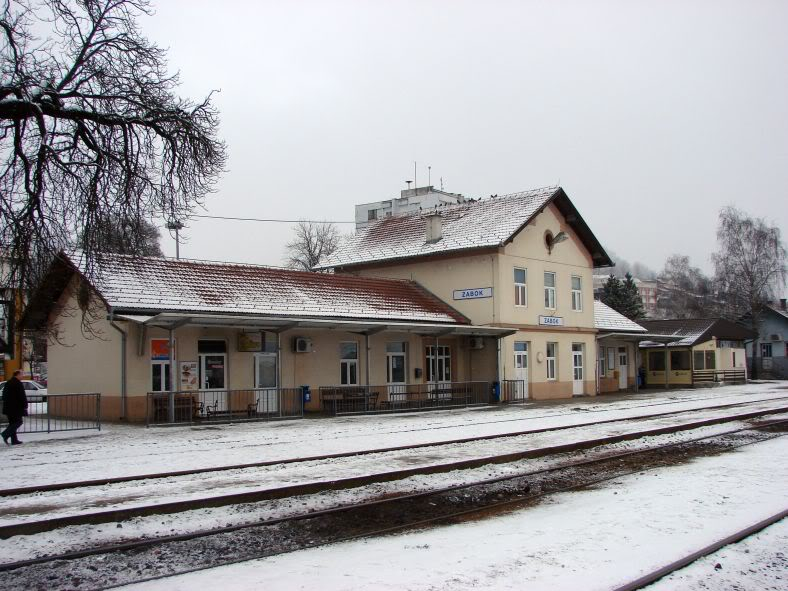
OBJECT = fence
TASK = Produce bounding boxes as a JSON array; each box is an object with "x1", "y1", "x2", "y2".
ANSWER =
[
  {"x1": 692, "y1": 369, "x2": 747, "y2": 385},
  {"x1": 319, "y1": 381, "x2": 491, "y2": 415},
  {"x1": 1, "y1": 393, "x2": 101, "y2": 434},
  {"x1": 500, "y1": 380, "x2": 528, "y2": 403},
  {"x1": 146, "y1": 388, "x2": 304, "y2": 426}
]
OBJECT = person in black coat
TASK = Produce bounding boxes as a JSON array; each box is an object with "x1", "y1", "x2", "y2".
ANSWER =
[{"x1": 2, "y1": 370, "x2": 28, "y2": 445}]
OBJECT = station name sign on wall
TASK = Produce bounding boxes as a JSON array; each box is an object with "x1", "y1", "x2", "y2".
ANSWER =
[
  {"x1": 453, "y1": 287, "x2": 493, "y2": 300},
  {"x1": 539, "y1": 315, "x2": 564, "y2": 326}
]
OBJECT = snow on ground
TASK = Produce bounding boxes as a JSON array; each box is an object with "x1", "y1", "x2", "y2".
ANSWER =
[
  {"x1": 123, "y1": 437, "x2": 788, "y2": 591},
  {"x1": 3, "y1": 383, "x2": 787, "y2": 487},
  {"x1": 8, "y1": 415, "x2": 785, "y2": 564},
  {"x1": 646, "y1": 519, "x2": 787, "y2": 590},
  {"x1": 3, "y1": 401, "x2": 787, "y2": 530}
]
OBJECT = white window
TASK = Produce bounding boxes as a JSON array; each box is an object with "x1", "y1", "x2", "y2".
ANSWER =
[
  {"x1": 546, "y1": 342, "x2": 557, "y2": 380},
  {"x1": 367, "y1": 209, "x2": 377, "y2": 221},
  {"x1": 514, "y1": 267, "x2": 527, "y2": 307},
  {"x1": 544, "y1": 272, "x2": 556, "y2": 309},
  {"x1": 571, "y1": 276, "x2": 582, "y2": 311},
  {"x1": 572, "y1": 343, "x2": 584, "y2": 381},
  {"x1": 340, "y1": 342, "x2": 359, "y2": 385},
  {"x1": 426, "y1": 345, "x2": 451, "y2": 382},
  {"x1": 607, "y1": 347, "x2": 615, "y2": 371},
  {"x1": 761, "y1": 343, "x2": 773, "y2": 358}
]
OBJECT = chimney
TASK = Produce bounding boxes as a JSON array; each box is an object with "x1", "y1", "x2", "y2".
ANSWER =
[
  {"x1": 425, "y1": 212, "x2": 442, "y2": 243},
  {"x1": 781, "y1": 298, "x2": 787, "y2": 311}
]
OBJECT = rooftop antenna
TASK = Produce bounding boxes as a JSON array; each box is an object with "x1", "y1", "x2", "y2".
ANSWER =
[
  {"x1": 440, "y1": 177, "x2": 444, "y2": 191},
  {"x1": 428, "y1": 166, "x2": 431, "y2": 188},
  {"x1": 414, "y1": 161, "x2": 417, "y2": 190},
  {"x1": 166, "y1": 219, "x2": 184, "y2": 259}
]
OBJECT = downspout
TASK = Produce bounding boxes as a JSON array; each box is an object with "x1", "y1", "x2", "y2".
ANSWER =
[{"x1": 108, "y1": 312, "x2": 128, "y2": 421}]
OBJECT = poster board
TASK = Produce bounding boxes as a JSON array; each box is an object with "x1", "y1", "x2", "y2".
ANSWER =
[
  {"x1": 180, "y1": 361, "x2": 199, "y2": 391},
  {"x1": 237, "y1": 331, "x2": 263, "y2": 352}
]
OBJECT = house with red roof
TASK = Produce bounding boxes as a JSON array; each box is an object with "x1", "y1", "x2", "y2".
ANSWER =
[
  {"x1": 317, "y1": 185, "x2": 624, "y2": 400},
  {"x1": 22, "y1": 251, "x2": 514, "y2": 422}
]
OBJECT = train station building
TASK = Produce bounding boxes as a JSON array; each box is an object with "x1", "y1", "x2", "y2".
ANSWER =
[{"x1": 23, "y1": 185, "x2": 656, "y2": 423}]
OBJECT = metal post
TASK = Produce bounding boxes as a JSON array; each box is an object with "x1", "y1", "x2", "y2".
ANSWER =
[
  {"x1": 168, "y1": 328, "x2": 175, "y2": 423},
  {"x1": 365, "y1": 333, "x2": 371, "y2": 412},
  {"x1": 664, "y1": 342, "x2": 669, "y2": 390}
]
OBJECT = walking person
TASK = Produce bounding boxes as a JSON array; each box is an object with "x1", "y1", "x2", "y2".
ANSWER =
[{"x1": 2, "y1": 370, "x2": 28, "y2": 445}]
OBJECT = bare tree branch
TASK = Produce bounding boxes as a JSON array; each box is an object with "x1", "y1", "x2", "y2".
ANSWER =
[
  {"x1": 284, "y1": 221, "x2": 340, "y2": 272},
  {"x1": 0, "y1": 0, "x2": 226, "y2": 323}
]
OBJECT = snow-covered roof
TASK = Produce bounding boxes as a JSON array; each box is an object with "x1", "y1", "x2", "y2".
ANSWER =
[
  {"x1": 638, "y1": 318, "x2": 756, "y2": 348},
  {"x1": 26, "y1": 252, "x2": 472, "y2": 327},
  {"x1": 593, "y1": 301, "x2": 647, "y2": 333},
  {"x1": 317, "y1": 186, "x2": 613, "y2": 270}
]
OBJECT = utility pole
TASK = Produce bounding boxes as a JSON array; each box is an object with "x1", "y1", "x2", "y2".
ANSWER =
[{"x1": 166, "y1": 220, "x2": 184, "y2": 259}]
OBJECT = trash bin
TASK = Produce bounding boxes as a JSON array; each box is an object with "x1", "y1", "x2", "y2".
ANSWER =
[
  {"x1": 492, "y1": 381, "x2": 501, "y2": 402},
  {"x1": 301, "y1": 385, "x2": 311, "y2": 403}
]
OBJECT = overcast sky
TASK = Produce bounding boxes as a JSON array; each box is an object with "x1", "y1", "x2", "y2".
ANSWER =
[{"x1": 142, "y1": 0, "x2": 788, "y2": 275}]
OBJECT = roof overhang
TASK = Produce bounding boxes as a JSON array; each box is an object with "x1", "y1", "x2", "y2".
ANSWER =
[
  {"x1": 111, "y1": 312, "x2": 517, "y2": 338},
  {"x1": 597, "y1": 332, "x2": 682, "y2": 343}
]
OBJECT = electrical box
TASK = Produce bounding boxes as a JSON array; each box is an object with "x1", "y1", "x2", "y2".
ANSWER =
[
  {"x1": 469, "y1": 337, "x2": 485, "y2": 350},
  {"x1": 293, "y1": 337, "x2": 313, "y2": 353}
]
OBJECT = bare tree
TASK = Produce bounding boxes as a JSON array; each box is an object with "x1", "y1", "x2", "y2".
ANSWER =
[
  {"x1": 0, "y1": 0, "x2": 225, "y2": 299},
  {"x1": 712, "y1": 207, "x2": 787, "y2": 378},
  {"x1": 78, "y1": 213, "x2": 163, "y2": 257},
  {"x1": 656, "y1": 255, "x2": 716, "y2": 319},
  {"x1": 284, "y1": 221, "x2": 339, "y2": 271}
]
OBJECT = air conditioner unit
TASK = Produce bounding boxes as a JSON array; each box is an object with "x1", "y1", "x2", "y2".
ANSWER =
[
  {"x1": 469, "y1": 337, "x2": 485, "y2": 350},
  {"x1": 293, "y1": 337, "x2": 313, "y2": 353},
  {"x1": 770, "y1": 334, "x2": 782, "y2": 342}
]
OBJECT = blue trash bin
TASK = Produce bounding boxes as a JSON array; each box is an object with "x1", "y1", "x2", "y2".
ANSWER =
[
  {"x1": 492, "y1": 381, "x2": 501, "y2": 402},
  {"x1": 301, "y1": 385, "x2": 311, "y2": 403}
]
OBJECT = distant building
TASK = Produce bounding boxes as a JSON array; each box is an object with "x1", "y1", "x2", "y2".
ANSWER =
[
  {"x1": 592, "y1": 274, "x2": 659, "y2": 318},
  {"x1": 355, "y1": 185, "x2": 466, "y2": 230},
  {"x1": 744, "y1": 299, "x2": 788, "y2": 379}
]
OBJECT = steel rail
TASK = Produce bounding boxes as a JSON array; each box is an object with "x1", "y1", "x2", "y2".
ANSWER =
[
  {"x1": 4, "y1": 394, "x2": 788, "y2": 498},
  {"x1": 1, "y1": 417, "x2": 786, "y2": 577},
  {"x1": 610, "y1": 508, "x2": 788, "y2": 591},
  {"x1": 94, "y1": 423, "x2": 788, "y2": 591}
]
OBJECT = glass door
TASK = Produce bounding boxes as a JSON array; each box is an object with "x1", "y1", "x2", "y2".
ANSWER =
[
  {"x1": 513, "y1": 342, "x2": 529, "y2": 399},
  {"x1": 254, "y1": 353, "x2": 278, "y2": 413},
  {"x1": 572, "y1": 343, "x2": 584, "y2": 395},
  {"x1": 386, "y1": 342, "x2": 407, "y2": 398}
]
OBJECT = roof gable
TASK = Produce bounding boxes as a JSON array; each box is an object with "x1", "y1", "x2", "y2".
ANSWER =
[
  {"x1": 639, "y1": 318, "x2": 756, "y2": 347},
  {"x1": 317, "y1": 186, "x2": 613, "y2": 270}
]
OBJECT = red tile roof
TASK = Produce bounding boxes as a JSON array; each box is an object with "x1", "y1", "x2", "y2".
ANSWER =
[
  {"x1": 317, "y1": 186, "x2": 560, "y2": 269},
  {"x1": 71, "y1": 252, "x2": 469, "y2": 325}
]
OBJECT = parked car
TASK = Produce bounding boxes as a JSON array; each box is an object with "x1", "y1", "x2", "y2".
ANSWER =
[{"x1": 0, "y1": 379, "x2": 48, "y2": 402}]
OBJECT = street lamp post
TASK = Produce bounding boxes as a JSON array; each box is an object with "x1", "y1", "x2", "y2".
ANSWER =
[{"x1": 166, "y1": 220, "x2": 184, "y2": 259}]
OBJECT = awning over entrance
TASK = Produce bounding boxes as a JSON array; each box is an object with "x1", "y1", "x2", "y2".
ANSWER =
[{"x1": 112, "y1": 312, "x2": 518, "y2": 338}]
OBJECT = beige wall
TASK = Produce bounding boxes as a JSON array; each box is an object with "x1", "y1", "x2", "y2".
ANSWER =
[
  {"x1": 343, "y1": 203, "x2": 600, "y2": 400},
  {"x1": 597, "y1": 339, "x2": 638, "y2": 394},
  {"x1": 47, "y1": 279, "x2": 123, "y2": 412}
]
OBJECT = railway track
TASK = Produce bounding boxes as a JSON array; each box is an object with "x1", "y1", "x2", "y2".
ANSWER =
[
  {"x1": 2, "y1": 417, "x2": 786, "y2": 591},
  {"x1": 4, "y1": 393, "x2": 788, "y2": 498},
  {"x1": 9, "y1": 389, "x2": 787, "y2": 488},
  {"x1": 2, "y1": 401, "x2": 788, "y2": 539},
  {"x1": 611, "y1": 508, "x2": 788, "y2": 591}
]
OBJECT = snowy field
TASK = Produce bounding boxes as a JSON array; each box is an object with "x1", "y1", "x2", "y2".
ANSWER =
[
  {"x1": 2, "y1": 383, "x2": 786, "y2": 589},
  {"x1": 124, "y1": 437, "x2": 788, "y2": 591}
]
